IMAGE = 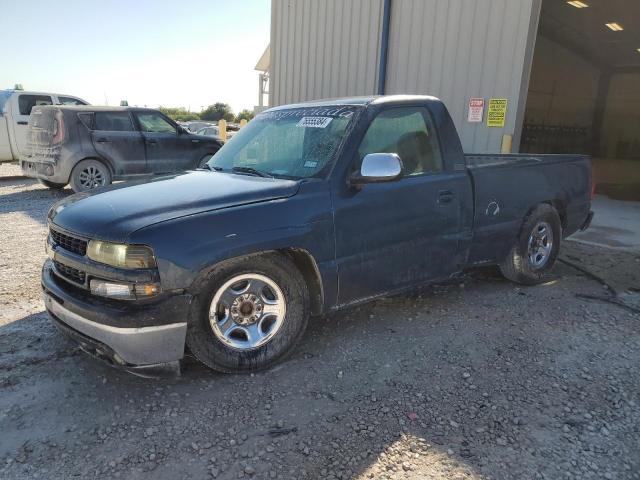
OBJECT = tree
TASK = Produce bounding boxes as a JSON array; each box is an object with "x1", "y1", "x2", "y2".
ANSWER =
[
  {"x1": 158, "y1": 106, "x2": 200, "y2": 122},
  {"x1": 235, "y1": 109, "x2": 255, "y2": 123},
  {"x1": 200, "y1": 103, "x2": 235, "y2": 122}
]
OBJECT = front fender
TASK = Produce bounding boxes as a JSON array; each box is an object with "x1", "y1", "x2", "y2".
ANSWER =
[{"x1": 128, "y1": 184, "x2": 337, "y2": 307}]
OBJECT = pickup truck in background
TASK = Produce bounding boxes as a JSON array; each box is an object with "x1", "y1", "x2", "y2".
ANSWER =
[
  {"x1": 22, "y1": 106, "x2": 223, "y2": 192},
  {"x1": 42, "y1": 95, "x2": 593, "y2": 375},
  {"x1": 0, "y1": 89, "x2": 88, "y2": 163}
]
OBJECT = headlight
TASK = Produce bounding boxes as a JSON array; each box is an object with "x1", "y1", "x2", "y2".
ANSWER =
[{"x1": 87, "y1": 240, "x2": 156, "y2": 269}]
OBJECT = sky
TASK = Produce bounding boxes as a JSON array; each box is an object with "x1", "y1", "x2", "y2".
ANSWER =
[{"x1": 0, "y1": 0, "x2": 271, "y2": 113}]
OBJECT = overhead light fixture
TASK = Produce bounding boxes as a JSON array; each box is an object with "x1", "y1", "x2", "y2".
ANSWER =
[
  {"x1": 567, "y1": 1, "x2": 588, "y2": 8},
  {"x1": 605, "y1": 22, "x2": 624, "y2": 31}
]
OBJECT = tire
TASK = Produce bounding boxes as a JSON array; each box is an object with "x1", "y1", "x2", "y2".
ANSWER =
[
  {"x1": 38, "y1": 179, "x2": 66, "y2": 189},
  {"x1": 69, "y1": 159, "x2": 112, "y2": 193},
  {"x1": 499, "y1": 204, "x2": 562, "y2": 285},
  {"x1": 198, "y1": 154, "x2": 214, "y2": 169},
  {"x1": 186, "y1": 253, "x2": 310, "y2": 373}
]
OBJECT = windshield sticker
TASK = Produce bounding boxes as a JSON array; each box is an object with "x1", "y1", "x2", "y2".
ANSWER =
[
  {"x1": 303, "y1": 160, "x2": 318, "y2": 168},
  {"x1": 259, "y1": 105, "x2": 358, "y2": 122},
  {"x1": 297, "y1": 116, "x2": 332, "y2": 128}
]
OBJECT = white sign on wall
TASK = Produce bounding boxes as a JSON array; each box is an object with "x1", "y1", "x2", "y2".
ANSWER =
[{"x1": 467, "y1": 98, "x2": 485, "y2": 123}]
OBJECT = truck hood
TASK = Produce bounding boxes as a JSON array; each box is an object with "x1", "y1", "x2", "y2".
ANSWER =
[{"x1": 50, "y1": 171, "x2": 300, "y2": 242}]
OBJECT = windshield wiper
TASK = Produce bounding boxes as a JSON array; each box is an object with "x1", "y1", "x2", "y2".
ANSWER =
[
  {"x1": 231, "y1": 166, "x2": 271, "y2": 178},
  {"x1": 200, "y1": 163, "x2": 223, "y2": 172}
]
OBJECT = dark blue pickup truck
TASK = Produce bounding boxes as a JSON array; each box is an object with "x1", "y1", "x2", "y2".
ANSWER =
[{"x1": 42, "y1": 95, "x2": 593, "y2": 375}]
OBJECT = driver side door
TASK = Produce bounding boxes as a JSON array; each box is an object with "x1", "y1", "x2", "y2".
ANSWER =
[
  {"x1": 135, "y1": 111, "x2": 200, "y2": 173},
  {"x1": 332, "y1": 106, "x2": 463, "y2": 304}
]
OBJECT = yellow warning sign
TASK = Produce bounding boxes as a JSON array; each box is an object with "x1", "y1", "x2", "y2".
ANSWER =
[{"x1": 487, "y1": 98, "x2": 507, "y2": 128}]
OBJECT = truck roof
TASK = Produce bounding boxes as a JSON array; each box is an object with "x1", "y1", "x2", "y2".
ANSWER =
[
  {"x1": 33, "y1": 105, "x2": 160, "y2": 113},
  {"x1": 265, "y1": 94, "x2": 442, "y2": 112},
  {"x1": 0, "y1": 88, "x2": 84, "y2": 98}
]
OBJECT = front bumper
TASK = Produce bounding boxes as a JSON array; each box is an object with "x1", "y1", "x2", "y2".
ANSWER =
[{"x1": 42, "y1": 260, "x2": 190, "y2": 372}]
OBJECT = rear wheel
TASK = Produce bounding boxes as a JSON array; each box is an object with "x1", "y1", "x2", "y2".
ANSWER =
[
  {"x1": 38, "y1": 179, "x2": 66, "y2": 189},
  {"x1": 499, "y1": 204, "x2": 561, "y2": 285},
  {"x1": 69, "y1": 159, "x2": 112, "y2": 192},
  {"x1": 186, "y1": 253, "x2": 309, "y2": 373}
]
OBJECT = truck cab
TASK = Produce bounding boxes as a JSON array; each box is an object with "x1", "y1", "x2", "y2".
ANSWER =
[{"x1": 0, "y1": 89, "x2": 88, "y2": 163}]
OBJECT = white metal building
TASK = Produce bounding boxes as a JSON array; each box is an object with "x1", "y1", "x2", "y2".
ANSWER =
[{"x1": 267, "y1": 0, "x2": 640, "y2": 198}]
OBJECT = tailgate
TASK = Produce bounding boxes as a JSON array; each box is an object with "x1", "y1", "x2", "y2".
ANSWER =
[
  {"x1": 0, "y1": 116, "x2": 13, "y2": 161},
  {"x1": 25, "y1": 106, "x2": 62, "y2": 162}
]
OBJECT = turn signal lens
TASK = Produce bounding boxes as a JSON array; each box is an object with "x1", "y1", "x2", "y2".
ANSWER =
[
  {"x1": 90, "y1": 280, "x2": 160, "y2": 299},
  {"x1": 134, "y1": 283, "x2": 160, "y2": 297},
  {"x1": 90, "y1": 280, "x2": 133, "y2": 299},
  {"x1": 87, "y1": 240, "x2": 156, "y2": 269}
]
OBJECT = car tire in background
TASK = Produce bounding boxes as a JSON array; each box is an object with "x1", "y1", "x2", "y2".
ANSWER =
[
  {"x1": 198, "y1": 154, "x2": 216, "y2": 169},
  {"x1": 186, "y1": 253, "x2": 310, "y2": 373},
  {"x1": 500, "y1": 203, "x2": 562, "y2": 285},
  {"x1": 69, "y1": 159, "x2": 112, "y2": 193},
  {"x1": 38, "y1": 179, "x2": 66, "y2": 189}
]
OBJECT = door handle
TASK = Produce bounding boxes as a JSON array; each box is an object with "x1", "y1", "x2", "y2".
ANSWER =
[
  {"x1": 17, "y1": 121, "x2": 28, "y2": 125},
  {"x1": 146, "y1": 140, "x2": 157, "y2": 145},
  {"x1": 95, "y1": 138, "x2": 110, "y2": 143},
  {"x1": 191, "y1": 139, "x2": 200, "y2": 143},
  {"x1": 437, "y1": 190, "x2": 455, "y2": 204}
]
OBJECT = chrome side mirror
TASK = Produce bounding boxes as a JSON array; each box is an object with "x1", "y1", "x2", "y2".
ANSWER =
[{"x1": 351, "y1": 153, "x2": 403, "y2": 185}]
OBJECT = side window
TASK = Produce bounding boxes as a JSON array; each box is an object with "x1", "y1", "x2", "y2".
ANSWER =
[
  {"x1": 57, "y1": 96, "x2": 88, "y2": 106},
  {"x1": 136, "y1": 113, "x2": 176, "y2": 133},
  {"x1": 358, "y1": 107, "x2": 443, "y2": 176},
  {"x1": 77, "y1": 113, "x2": 93, "y2": 129},
  {"x1": 94, "y1": 112, "x2": 134, "y2": 132},
  {"x1": 18, "y1": 95, "x2": 53, "y2": 115}
]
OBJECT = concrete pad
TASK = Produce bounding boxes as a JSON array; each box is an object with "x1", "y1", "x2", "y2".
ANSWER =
[{"x1": 569, "y1": 194, "x2": 640, "y2": 252}]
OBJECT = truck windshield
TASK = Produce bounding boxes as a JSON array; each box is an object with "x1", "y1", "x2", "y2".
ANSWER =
[{"x1": 208, "y1": 105, "x2": 362, "y2": 179}]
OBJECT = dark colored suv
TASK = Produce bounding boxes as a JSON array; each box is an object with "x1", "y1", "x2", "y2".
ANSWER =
[{"x1": 22, "y1": 106, "x2": 222, "y2": 192}]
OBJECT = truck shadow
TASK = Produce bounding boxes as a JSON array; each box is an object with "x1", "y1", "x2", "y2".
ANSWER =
[
  {"x1": 0, "y1": 177, "x2": 71, "y2": 226},
  {"x1": 3, "y1": 263, "x2": 624, "y2": 479}
]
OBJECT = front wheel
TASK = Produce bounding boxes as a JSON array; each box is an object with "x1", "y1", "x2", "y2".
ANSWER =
[
  {"x1": 198, "y1": 154, "x2": 215, "y2": 168},
  {"x1": 499, "y1": 204, "x2": 561, "y2": 285},
  {"x1": 198, "y1": 154, "x2": 213, "y2": 168},
  {"x1": 186, "y1": 253, "x2": 309, "y2": 373},
  {"x1": 69, "y1": 159, "x2": 112, "y2": 193}
]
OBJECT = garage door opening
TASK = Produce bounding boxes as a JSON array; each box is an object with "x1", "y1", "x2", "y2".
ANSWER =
[{"x1": 521, "y1": 0, "x2": 640, "y2": 200}]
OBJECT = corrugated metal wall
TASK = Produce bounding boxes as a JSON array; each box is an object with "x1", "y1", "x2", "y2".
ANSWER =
[
  {"x1": 270, "y1": 0, "x2": 384, "y2": 105},
  {"x1": 270, "y1": 0, "x2": 541, "y2": 153},
  {"x1": 385, "y1": 0, "x2": 539, "y2": 153}
]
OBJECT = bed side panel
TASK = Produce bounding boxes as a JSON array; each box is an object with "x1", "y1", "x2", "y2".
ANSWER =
[{"x1": 466, "y1": 155, "x2": 590, "y2": 265}]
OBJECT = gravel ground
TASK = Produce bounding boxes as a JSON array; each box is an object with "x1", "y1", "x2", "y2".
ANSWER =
[{"x1": 1, "y1": 175, "x2": 639, "y2": 480}]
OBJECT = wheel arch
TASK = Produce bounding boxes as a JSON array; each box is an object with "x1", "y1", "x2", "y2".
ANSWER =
[
  {"x1": 545, "y1": 199, "x2": 567, "y2": 231},
  {"x1": 279, "y1": 248, "x2": 324, "y2": 316},
  {"x1": 190, "y1": 248, "x2": 325, "y2": 316},
  {"x1": 67, "y1": 156, "x2": 114, "y2": 183},
  {"x1": 521, "y1": 200, "x2": 564, "y2": 228}
]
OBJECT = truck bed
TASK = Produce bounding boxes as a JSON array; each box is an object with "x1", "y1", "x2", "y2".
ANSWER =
[
  {"x1": 465, "y1": 153, "x2": 589, "y2": 169},
  {"x1": 463, "y1": 153, "x2": 592, "y2": 266}
]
